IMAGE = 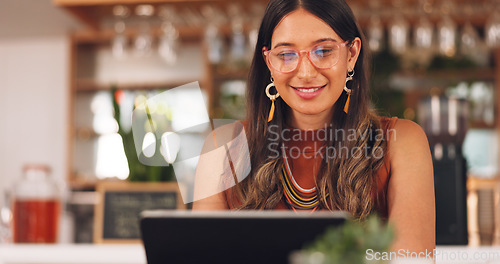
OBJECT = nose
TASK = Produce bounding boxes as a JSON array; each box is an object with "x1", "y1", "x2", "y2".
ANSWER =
[{"x1": 296, "y1": 52, "x2": 318, "y2": 80}]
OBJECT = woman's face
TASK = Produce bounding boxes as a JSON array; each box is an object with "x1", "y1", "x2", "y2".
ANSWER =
[{"x1": 264, "y1": 8, "x2": 361, "y2": 128}]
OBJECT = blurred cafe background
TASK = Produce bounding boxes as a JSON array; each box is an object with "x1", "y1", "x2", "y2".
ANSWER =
[{"x1": 1, "y1": 0, "x2": 500, "y2": 259}]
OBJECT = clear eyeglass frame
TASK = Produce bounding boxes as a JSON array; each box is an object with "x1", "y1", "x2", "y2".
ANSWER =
[{"x1": 263, "y1": 40, "x2": 349, "y2": 73}]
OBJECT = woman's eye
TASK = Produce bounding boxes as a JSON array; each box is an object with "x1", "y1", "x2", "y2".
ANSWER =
[
  {"x1": 313, "y1": 48, "x2": 334, "y2": 57},
  {"x1": 277, "y1": 51, "x2": 298, "y2": 61},
  {"x1": 278, "y1": 52, "x2": 297, "y2": 59}
]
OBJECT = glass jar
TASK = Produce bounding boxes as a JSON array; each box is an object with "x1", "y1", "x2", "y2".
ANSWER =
[{"x1": 12, "y1": 164, "x2": 61, "y2": 243}]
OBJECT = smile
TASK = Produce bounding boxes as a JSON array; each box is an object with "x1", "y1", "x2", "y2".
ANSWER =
[
  {"x1": 296, "y1": 87, "x2": 321, "y2": 93},
  {"x1": 290, "y1": 85, "x2": 326, "y2": 99},
  {"x1": 291, "y1": 85, "x2": 326, "y2": 92}
]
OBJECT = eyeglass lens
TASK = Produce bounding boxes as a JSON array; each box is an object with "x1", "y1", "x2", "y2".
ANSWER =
[{"x1": 269, "y1": 42, "x2": 342, "y2": 72}]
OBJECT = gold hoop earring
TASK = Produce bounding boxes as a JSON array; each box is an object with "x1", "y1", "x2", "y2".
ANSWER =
[
  {"x1": 266, "y1": 77, "x2": 280, "y2": 122},
  {"x1": 343, "y1": 69, "x2": 355, "y2": 114}
]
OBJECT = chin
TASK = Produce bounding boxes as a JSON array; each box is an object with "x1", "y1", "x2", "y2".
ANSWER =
[{"x1": 298, "y1": 108, "x2": 330, "y2": 116}]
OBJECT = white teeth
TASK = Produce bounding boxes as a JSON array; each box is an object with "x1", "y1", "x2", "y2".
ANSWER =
[{"x1": 297, "y1": 87, "x2": 320, "y2": 93}]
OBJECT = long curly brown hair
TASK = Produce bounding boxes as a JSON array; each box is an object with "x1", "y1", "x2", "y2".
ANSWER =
[{"x1": 227, "y1": 0, "x2": 388, "y2": 219}]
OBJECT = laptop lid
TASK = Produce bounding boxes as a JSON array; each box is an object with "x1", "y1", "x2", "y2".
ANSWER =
[{"x1": 140, "y1": 210, "x2": 348, "y2": 264}]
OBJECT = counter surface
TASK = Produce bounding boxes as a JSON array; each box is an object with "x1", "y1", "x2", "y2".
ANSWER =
[
  {"x1": 0, "y1": 244, "x2": 146, "y2": 264},
  {"x1": 0, "y1": 244, "x2": 499, "y2": 264}
]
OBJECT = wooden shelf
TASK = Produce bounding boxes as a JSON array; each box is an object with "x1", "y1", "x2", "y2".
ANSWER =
[
  {"x1": 71, "y1": 24, "x2": 257, "y2": 45},
  {"x1": 54, "y1": 0, "x2": 495, "y2": 31},
  {"x1": 53, "y1": 0, "x2": 268, "y2": 30},
  {"x1": 72, "y1": 27, "x2": 206, "y2": 44},
  {"x1": 54, "y1": 0, "x2": 205, "y2": 5},
  {"x1": 75, "y1": 78, "x2": 201, "y2": 92}
]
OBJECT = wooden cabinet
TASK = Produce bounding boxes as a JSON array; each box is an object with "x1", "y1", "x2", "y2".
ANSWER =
[{"x1": 62, "y1": 1, "x2": 257, "y2": 188}]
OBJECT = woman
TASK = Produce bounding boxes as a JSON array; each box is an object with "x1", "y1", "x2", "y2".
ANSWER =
[{"x1": 193, "y1": 0, "x2": 435, "y2": 255}]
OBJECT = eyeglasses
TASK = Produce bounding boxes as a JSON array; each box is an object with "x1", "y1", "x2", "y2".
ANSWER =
[{"x1": 263, "y1": 40, "x2": 349, "y2": 73}]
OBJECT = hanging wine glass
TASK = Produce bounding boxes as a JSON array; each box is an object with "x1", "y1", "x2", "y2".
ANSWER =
[
  {"x1": 388, "y1": 0, "x2": 409, "y2": 55},
  {"x1": 134, "y1": 5, "x2": 154, "y2": 57},
  {"x1": 201, "y1": 5, "x2": 225, "y2": 64},
  {"x1": 459, "y1": 4, "x2": 488, "y2": 66},
  {"x1": 389, "y1": 15, "x2": 409, "y2": 55},
  {"x1": 414, "y1": 16, "x2": 434, "y2": 52},
  {"x1": 248, "y1": 3, "x2": 265, "y2": 57},
  {"x1": 486, "y1": 9, "x2": 500, "y2": 48},
  {"x1": 366, "y1": 0, "x2": 383, "y2": 53},
  {"x1": 461, "y1": 22, "x2": 479, "y2": 56},
  {"x1": 228, "y1": 3, "x2": 247, "y2": 66},
  {"x1": 437, "y1": 0, "x2": 457, "y2": 57},
  {"x1": 111, "y1": 5, "x2": 129, "y2": 59},
  {"x1": 158, "y1": 5, "x2": 179, "y2": 65},
  {"x1": 413, "y1": 15, "x2": 434, "y2": 68},
  {"x1": 367, "y1": 15, "x2": 384, "y2": 53},
  {"x1": 158, "y1": 22, "x2": 179, "y2": 65},
  {"x1": 461, "y1": 22, "x2": 490, "y2": 66},
  {"x1": 437, "y1": 15, "x2": 457, "y2": 57},
  {"x1": 204, "y1": 23, "x2": 224, "y2": 64}
]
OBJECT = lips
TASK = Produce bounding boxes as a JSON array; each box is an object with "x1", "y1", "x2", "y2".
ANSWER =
[{"x1": 291, "y1": 84, "x2": 326, "y2": 99}]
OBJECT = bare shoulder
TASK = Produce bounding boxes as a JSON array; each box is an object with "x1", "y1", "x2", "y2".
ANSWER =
[
  {"x1": 385, "y1": 119, "x2": 430, "y2": 160},
  {"x1": 386, "y1": 118, "x2": 433, "y2": 186},
  {"x1": 200, "y1": 121, "x2": 245, "y2": 151},
  {"x1": 192, "y1": 120, "x2": 247, "y2": 211},
  {"x1": 387, "y1": 118, "x2": 427, "y2": 145},
  {"x1": 385, "y1": 118, "x2": 435, "y2": 254}
]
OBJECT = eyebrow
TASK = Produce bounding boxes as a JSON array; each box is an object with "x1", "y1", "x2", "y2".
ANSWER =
[{"x1": 272, "y1": 38, "x2": 339, "y2": 49}]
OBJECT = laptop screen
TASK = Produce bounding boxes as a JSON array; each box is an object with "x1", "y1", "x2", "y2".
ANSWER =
[{"x1": 140, "y1": 210, "x2": 348, "y2": 264}]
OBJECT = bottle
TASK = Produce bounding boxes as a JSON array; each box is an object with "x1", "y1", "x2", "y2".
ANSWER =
[{"x1": 12, "y1": 164, "x2": 61, "y2": 243}]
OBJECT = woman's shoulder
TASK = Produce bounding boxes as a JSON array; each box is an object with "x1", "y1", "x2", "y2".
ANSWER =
[
  {"x1": 377, "y1": 116, "x2": 426, "y2": 141},
  {"x1": 378, "y1": 116, "x2": 398, "y2": 131},
  {"x1": 381, "y1": 117, "x2": 426, "y2": 143},
  {"x1": 375, "y1": 116, "x2": 430, "y2": 169},
  {"x1": 381, "y1": 117, "x2": 431, "y2": 165}
]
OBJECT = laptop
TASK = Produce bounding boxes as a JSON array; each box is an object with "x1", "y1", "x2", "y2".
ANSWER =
[{"x1": 140, "y1": 210, "x2": 348, "y2": 264}]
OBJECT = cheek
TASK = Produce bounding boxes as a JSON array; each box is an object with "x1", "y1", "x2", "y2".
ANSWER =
[
  {"x1": 270, "y1": 72, "x2": 289, "y2": 87},
  {"x1": 326, "y1": 67, "x2": 349, "y2": 88},
  {"x1": 330, "y1": 73, "x2": 346, "y2": 88}
]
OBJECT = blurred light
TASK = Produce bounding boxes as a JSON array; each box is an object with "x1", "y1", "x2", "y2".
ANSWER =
[
  {"x1": 431, "y1": 95, "x2": 441, "y2": 135},
  {"x1": 91, "y1": 92, "x2": 119, "y2": 134},
  {"x1": 134, "y1": 5, "x2": 154, "y2": 57},
  {"x1": 158, "y1": 21, "x2": 179, "y2": 65},
  {"x1": 434, "y1": 143, "x2": 443, "y2": 160},
  {"x1": 134, "y1": 95, "x2": 148, "y2": 110},
  {"x1": 95, "y1": 133, "x2": 129, "y2": 180},
  {"x1": 448, "y1": 97, "x2": 458, "y2": 136},
  {"x1": 389, "y1": 16, "x2": 409, "y2": 55},
  {"x1": 111, "y1": 5, "x2": 129, "y2": 59},
  {"x1": 93, "y1": 114, "x2": 119, "y2": 134},
  {"x1": 414, "y1": 17, "x2": 434, "y2": 50},
  {"x1": 438, "y1": 16, "x2": 457, "y2": 57},
  {"x1": 486, "y1": 10, "x2": 500, "y2": 48},
  {"x1": 368, "y1": 15, "x2": 384, "y2": 53},
  {"x1": 403, "y1": 108, "x2": 416, "y2": 120}
]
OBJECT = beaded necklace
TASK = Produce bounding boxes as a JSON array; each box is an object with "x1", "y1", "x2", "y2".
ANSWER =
[{"x1": 279, "y1": 148, "x2": 328, "y2": 211}]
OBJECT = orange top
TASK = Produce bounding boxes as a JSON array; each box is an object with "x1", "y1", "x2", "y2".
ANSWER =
[{"x1": 226, "y1": 117, "x2": 398, "y2": 217}]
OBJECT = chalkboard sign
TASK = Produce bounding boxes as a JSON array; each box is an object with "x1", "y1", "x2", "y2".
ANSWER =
[{"x1": 94, "y1": 182, "x2": 185, "y2": 243}]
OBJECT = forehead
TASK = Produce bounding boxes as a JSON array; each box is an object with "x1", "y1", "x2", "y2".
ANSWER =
[{"x1": 271, "y1": 8, "x2": 341, "y2": 48}]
